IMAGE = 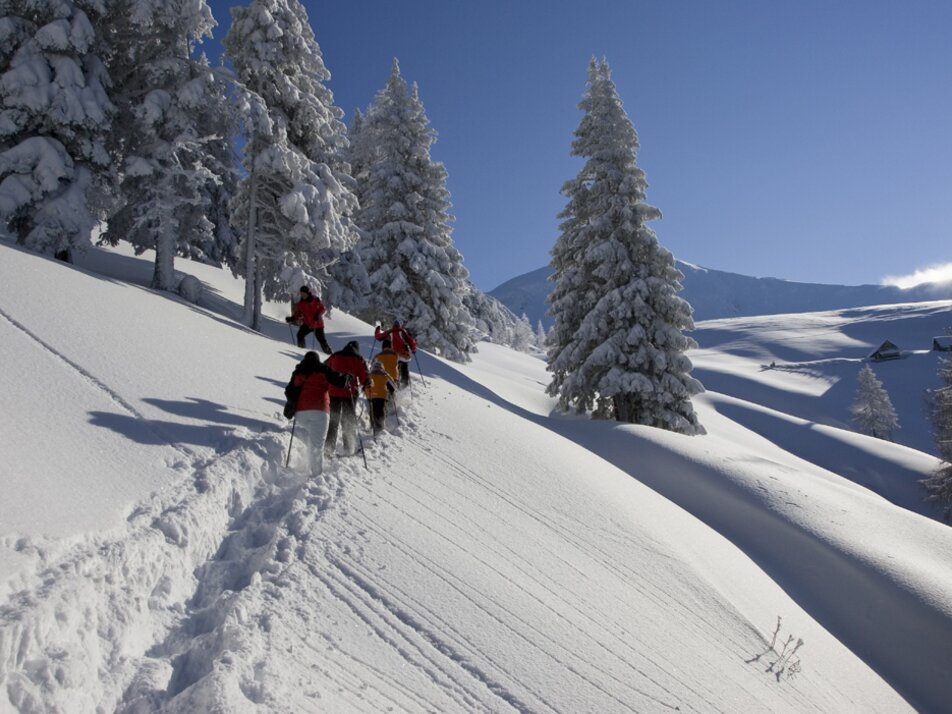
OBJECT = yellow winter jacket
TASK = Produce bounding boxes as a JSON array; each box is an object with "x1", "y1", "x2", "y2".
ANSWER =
[
  {"x1": 365, "y1": 371, "x2": 396, "y2": 400},
  {"x1": 373, "y1": 350, "x2": 400, "y2": 382}
]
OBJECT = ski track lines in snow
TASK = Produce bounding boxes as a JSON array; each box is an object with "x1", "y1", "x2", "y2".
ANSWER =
[
  {"x1": 290, "y1": 390, "x2": 781, "y2": 713},
  {"x1": 374, "y1": 439, "x2": 702, "y2": 710},
  {"x1": 259, "y1": 390, "x2": 691, "y2": 713},
  {"x1": 0, "y1": 359, "x2": 909, "y2": 712}
]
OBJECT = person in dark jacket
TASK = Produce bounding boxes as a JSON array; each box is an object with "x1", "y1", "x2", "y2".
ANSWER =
[
  {"x1": 324, "y1": 340, "x2": 369, "y2": 457},
  {"x1": 286, "y1": 286, "x2": 332, "y2": 354},
  {"x1": 374, "y1": 321, "x2": 417, "y2": 387},
  {"x1": 284, "y1": 351, "x2": 349, "y2": 477}
]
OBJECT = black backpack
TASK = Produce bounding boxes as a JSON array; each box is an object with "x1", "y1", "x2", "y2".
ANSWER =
[{"x1": 283, "y1": 377, "x2": 302, "y2": 419}]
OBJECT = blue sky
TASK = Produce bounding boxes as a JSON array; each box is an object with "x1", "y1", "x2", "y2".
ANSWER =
[{"x1": 205, "y1": 0, "x2": 952, "y2": 292}]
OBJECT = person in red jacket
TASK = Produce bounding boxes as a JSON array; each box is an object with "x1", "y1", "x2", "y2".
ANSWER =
[
  {"x1": 324, "y1": 340, "x2": 369, "y2": 457},
  {"x1": 286, "y1": 286, "x2": 332, "y2": 354},
  {"x1": 374, "y1": 321, "x2": 417, "y2": 388},
  {"x1": 284, "y1": 351, "x2": 349, "y2": 477}
]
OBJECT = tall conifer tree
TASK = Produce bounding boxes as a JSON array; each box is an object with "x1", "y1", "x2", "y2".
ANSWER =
[
  {"x1": 353, "y1": 60, "x2": 474, "y2": 361},
  {"x1": 547, "y1": 59, "x2": 703, "y2": 434},
  {"x1": 101, "y1": 0, "x2": 236, "y2": 289},
  {"x1": 0, "y1": 0, "x2": 114, "y2": 257},
  {"x1": 224, "y1": 0, "x2": 358, "y2": 329}
]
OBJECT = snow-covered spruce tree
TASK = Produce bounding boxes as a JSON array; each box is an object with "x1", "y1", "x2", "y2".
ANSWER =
[
  {"x1": 354, "y1": 60, "x2": 474, "y2": 361},
  {"x1": 536, "y1": 320, "x2": 546, "y2": 352},
  {"x1": 168, "y1": 55, "x2": 239, "y2": 270},
  {"x1": 547, "y1": 59, "x2": 703, "y2": 434},
  {"x1": 536, "y1": 320, "x2": 548, "y2": 351},
  {"x1": 224, "y1": 0, "x2": 358, "y2": 329},
  {"x1": 851, "y1": 364, "x2": 899, "y2": 440},
  {"x1": 925, "y1": 358, "x2": 952, "y2": 520},
  {"x1": 320, "y1": 246, "x2": 370, "y2": 315},
  {"x1": 99, "y1": 0, "x2": 237, "y2": 289},
  {"x1": 462, "y1": 284, "x2": 521, "y2": 348},
  {"x1": 317, "y1": 107, "x2": 373, "y2": 315},
  {"x1": 0, "y1": 0, "x2": 114, "y2": 257},
  {"x1": 511, "y1": 313, "x2": 534, "y2": 353}
]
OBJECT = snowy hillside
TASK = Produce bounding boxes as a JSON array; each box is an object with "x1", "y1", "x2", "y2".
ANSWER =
[
  {"x1": 2, "y1": 240, "x2": 952, "y2": 713},
  {"x1": 490, "y1": 263, "x2": 952, "y2": 327}
]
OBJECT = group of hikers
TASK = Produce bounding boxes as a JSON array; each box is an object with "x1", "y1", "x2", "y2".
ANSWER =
[{"x1": 283, "y1": 285, "x2": 419, "y2": 477}]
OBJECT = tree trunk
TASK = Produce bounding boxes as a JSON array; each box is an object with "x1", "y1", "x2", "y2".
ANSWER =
[
  {"x1": 613, "y1": 395, "x2": 631, "y2": 423},
  {"x1": 243, "y1": 166, "x2": 259, "y2": 329},
  {"x1": 152, "y1": 234, "x2": 175, "y2": 291},
  {"x1": 252, "y1": 268, "x2": 263, "y2": 332}
]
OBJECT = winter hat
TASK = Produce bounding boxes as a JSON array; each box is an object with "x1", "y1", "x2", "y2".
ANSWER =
[
  {"x1": 299, "y1": 286, "x2": 311, "y2": 295},
  {"x1": 302, "y1": 350, "x2": 320, "y2": 364},
  {"x1": 392, "y1": 320, "x2": 401, "y2": 328},
  {"x1": 381, "y1": 339, "x2": 392, "y2": 350},
  {"x1": 346, "y1": 340, "x2": 360, "y2": 353}
]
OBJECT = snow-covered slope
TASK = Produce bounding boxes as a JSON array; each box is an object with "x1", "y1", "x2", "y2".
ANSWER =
[
  {"x1": 690, "y1": 303, "x2": 952, "y2": 459},
  {"x1": 490, "y1": 263, "x2": 952, "y2": 327},
  {"x1": 1, "y1": 240, "x2": 951, "y2": 713}
]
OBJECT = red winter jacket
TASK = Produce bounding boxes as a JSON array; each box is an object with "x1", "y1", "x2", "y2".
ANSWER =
[
  {"x1": 292, "y1": 295, "x2": 326, "y2": 329},
  {"x1": 375, "y1": 325, "x2": 416, "y2": 359},
  {"x1": 290, "y1": 358, "x2": 348, "y2": 413},
  {"x1": 326, "y1": 348, "x2": 369, "y2": 399}
]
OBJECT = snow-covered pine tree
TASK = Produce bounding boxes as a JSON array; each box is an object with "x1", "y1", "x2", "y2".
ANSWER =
[
  {"x1": 320, "y1": 246, "x2": 370, "y2": 315},
  {"x1": 346, "y1": 108, "x2": 371, "y2": 185},
  {"x1": 535, "y1": 320, "x2": 548, "y2": 350},
  {"x1": 224, "y1": 0, "x2": 358, "y2": 329},
  {"x1": 547, "y1": 59, "x2": 703, "y2": 434},
  {"x1": 318, "y1": 107, "x2": 372, "y2": 315},
  {"x1": 99, "y1": 0, "x2": 237, "y2": 289},
  {"x1": 462, "y1": 283, "x2": 521, "y2": 348},
  {"x1": 0, "y1": 0, "x2": 114, "y2": 257},
  {"x1": 170, "y1": 56, "x2": 239, "y2": 270},
  {"x1": 354, "y1": 60, "x2": 474, "y2": 362},
  {"x1": 511, "y1": 313, "x2": 534, "y2": 353},
  {"x1": 851, "y1": 364, "x2": 899, "y2": 440},
  {"x1": 925, "y1": 358, "x2": 952, "y2": 520}
]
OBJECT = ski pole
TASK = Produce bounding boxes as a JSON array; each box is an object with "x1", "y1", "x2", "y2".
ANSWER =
[
  {"x1": 350, "y1": 389, "x2": 368, "y2": 470},
  {"x1": 285, "y1": 417, "x2": 297, "y2": 467},
  {"x1": 368, "y1": 329, "x2": 379, "y2": 362},
  {"x1": 287, "y1": 322, "x2": 296, "y2": 346},
  {"x1": 413, "y1": 351, "x2": 427, "y2": 387}
]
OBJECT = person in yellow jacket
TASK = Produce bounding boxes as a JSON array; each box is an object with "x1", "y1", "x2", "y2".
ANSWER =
[
  {"x1": 373, "y1": 339, "x2": 400, "y2": 383},
  {"x1": 365, "y1": 361, "x2": 397, "y2": 434}
]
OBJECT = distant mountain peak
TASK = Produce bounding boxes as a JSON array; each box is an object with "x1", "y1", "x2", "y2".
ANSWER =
[{"x1": 490, "y1": 261, "x2": 952, "y2": 327}]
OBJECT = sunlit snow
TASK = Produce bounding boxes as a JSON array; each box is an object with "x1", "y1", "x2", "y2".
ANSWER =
[{"x1": 1, "y1": 240, "x2": 950, "y2": 713}]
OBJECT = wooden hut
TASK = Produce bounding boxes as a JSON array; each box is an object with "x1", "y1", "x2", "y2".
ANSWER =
[
  {"x1": 868, "y1": 340, "x2": 901, "y2": 362},
  {"x1": 932, "y1": 336, "x2": 952, "y2": 352}
]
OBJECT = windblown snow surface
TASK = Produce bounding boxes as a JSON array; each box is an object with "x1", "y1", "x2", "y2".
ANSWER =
[{"x1": 1, "y1": 240, "x2": 951, "y2": 713}]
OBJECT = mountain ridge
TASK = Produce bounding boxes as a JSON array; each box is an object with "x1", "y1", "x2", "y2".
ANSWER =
[{"x1": 490, "y1": 262, "x2": 952, "y2": 327}]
